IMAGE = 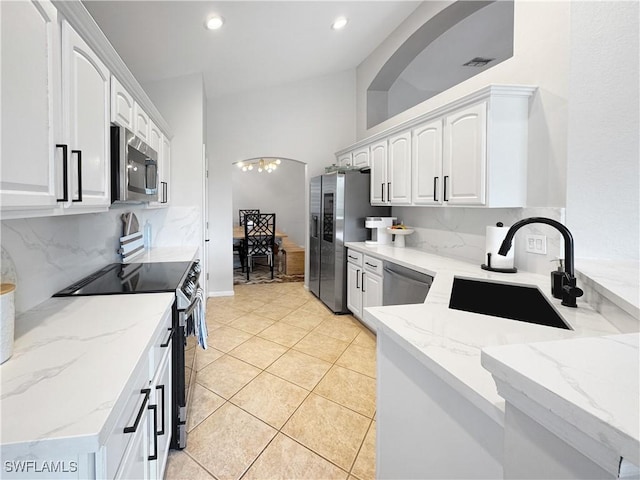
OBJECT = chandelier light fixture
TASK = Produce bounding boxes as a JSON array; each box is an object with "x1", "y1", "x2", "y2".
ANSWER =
[{"x1": 237, "y1": 158, "x2": 282, "y2": 173}]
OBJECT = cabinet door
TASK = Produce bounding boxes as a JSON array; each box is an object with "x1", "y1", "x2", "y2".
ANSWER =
[
  {"x1": 0, "y1": 0, "x2": 62, "y2": 211},
  {"x1": 160, "y1": 135, "x2": 171, "y2": 204},
  {"x1": 111, "y1": 76, "x2": 134, "y2": 130},
  {"x1": 362, "y1": 272, "x2": 383, "y2": 310},
  {"x1": 412, "y1": 120, "x2": 443, "y2": 205},
  {"x1": 443, "y1": 103, "x2": 487, "y2": 205},
  {"x1": 346, "y1": 262, "x2": 362, "y2": 319},
  {"x1": 337, "y1": 152, "x2": 352, "y2": 167},
  {"x1": 134, "y1": 103, "x2": 150, "y2": 142},
  {"x1": 150, "y1": 345, "x2": 173, "y2": 480},
  {"x1": 352, "y1": 146, "x2": 370, "y2": 168},
  {"x1": 62, "y1": 21, "x2": 110, "y2": 208},
  {"x1": 388, "y1": 131, "x2": 412, "y2": 205},
  {"x1": 370, "y1": 140, "x2": 387, "y2": 205},
  {"x1": 115, "y1": 404, "x2": 150, "y2": 480}
]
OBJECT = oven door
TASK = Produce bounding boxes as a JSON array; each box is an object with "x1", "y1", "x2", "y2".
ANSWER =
[{"x1": 172, "y1": 275, "x2": 203, "y2": 450}]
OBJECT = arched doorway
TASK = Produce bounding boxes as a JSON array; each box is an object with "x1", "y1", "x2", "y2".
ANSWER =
[{"x1": 231, "y1": 157, "x2": 306, "y2": 284}]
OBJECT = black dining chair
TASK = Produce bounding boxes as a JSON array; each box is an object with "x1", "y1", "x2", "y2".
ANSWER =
[
  {"x1": 239, "y1": 209, "x2": 260, "y2": 226},
  {"x1": 235, "y1": 209, "x2": 260, "y2": 271},
  {"x1": 244, "y1": 213, "x2": 276, "y2": 281}
]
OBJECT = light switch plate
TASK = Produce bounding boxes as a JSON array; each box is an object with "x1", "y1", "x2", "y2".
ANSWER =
[{"x1": 525, "y1": 234, "x2": 547, "y2": 255}]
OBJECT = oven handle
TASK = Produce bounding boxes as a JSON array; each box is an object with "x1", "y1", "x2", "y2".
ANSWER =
[{"x1": 183, "y1": 295, "x2": 201, "y2": 318}]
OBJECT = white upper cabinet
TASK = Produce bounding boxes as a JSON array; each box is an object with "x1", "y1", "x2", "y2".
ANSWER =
[
  {"x1": 160, "y1": 135, "x2": 171, "y2": 205},
  {"x1": 337, "y1": 152, "x2": 352, "y2": 167},
  {"x1": 147, "y1": 122, "x2": 170, "y2": 208},
  {"x1": 412, "y1": 120, "x2": 443, "y2": 205},
  {"x1": 134, "y1": 103, "x2": 150, "y2": 142},
  {"x1": 370, "y1": 140, "x2": 387, "y2": 205},
  {"x1": 442, "y1": 102, "x2": 487, "y2": 205},
  {"x1": 0, "y1": 0, "x2": 62, "y2": 214},
  {"x1": 387, "y1": 131, "x2": 412, "y2": 204},
  {"x1": 370, "y1": 132, "x2": 412, "y2": 205},
  {"x1": 339, "y1": 85, "x2": 534, "y2": 208},
  {"x1": 111, "y1": 76, "x2": 134, "y2": 130},
  {"x1": 352, "y1": 146, "x2": 370, "y2": 168},
  {"x1": 61, "y1": 20, "x2": 111, "y2": 209}
]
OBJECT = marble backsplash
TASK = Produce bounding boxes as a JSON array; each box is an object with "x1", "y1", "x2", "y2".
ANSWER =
[
  {"x1": 392, "y1": 206, "x2": 566, "y2": 276},
  {"x1": 1, "y1": 205, "x2": 201, "y2": 315}
]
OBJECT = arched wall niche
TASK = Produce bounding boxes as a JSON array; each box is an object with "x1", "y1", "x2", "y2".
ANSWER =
[{"x1": 367, "y1": 0, "x2": 514, "y2": 128}]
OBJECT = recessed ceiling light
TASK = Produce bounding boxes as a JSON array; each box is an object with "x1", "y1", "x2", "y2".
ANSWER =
[
  {"x1": 331, "y1": 16, "x2": 348, "y2": 30},
  {"x1": 205, "y1": 16, "x2": 224, "y2": 30}
]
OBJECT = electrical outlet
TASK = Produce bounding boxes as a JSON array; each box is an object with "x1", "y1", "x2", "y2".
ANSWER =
[{"x1": 525, "y1": 234, "x2": 547, "y2": 255}]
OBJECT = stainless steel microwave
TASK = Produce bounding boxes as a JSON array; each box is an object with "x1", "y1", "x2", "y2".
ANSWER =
[{"x1": 110, "y1": 125, "x2": 159, "y2": 203}]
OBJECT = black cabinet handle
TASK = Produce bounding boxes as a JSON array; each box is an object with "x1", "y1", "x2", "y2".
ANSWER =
[
  {"x1": 356, "y1": 269, "x2": 360, "y2": 289},
  {"x1": 362, "y1": 272, "x2": 366, "y2": 293},
  {"x1": 365, "y1": 262, "x2": 377, "y2": 268},
  {"x1": 387, "y1": 182, "x2": 391, "y2": 202},
  {"x1": 443, "y1": 175, "x2": 449, "y2": 202},
  {"x1": 148, "y1": 404, "x2": 158, "y2": 461},
  {"x1": 160, "y1": 327, "x2": 173, "y2": 348},
  {"x1": 55, "y1": 144, "x2": 69, "y2": 202},
  {"x1": 433, "y1": 177, "x2": 439, "y2": 202},
  {"x1": 71, "y1": 150, "x2": 82, "y2": 202},
  {"x1": 156, "y1": 384, "x2": 165, "y2": 435},
  {"x1": 348, "y1": 255, "x2": 358, "y2": 260},
  {"x1": 124, "y1": 388, "x2": 150, "y2": 433},
  {"x1": 381, "y1": 183, "x2": 384, "y2": 202}
]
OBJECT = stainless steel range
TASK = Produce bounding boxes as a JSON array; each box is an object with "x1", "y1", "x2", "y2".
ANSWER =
[{"x1": 53, "y1": 260, "x2": 202, "y2": 449}]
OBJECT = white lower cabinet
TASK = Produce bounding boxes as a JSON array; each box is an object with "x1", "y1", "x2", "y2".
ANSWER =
[
  {"x1": 346, "y1": 251, "x2": 363, "y2": 319},
  {"x1": 347, "y1": 250, "x2": 383, "y2": 328},
  {"x1": 100, "y1": 309, "x2": 173, "y2": 480}
]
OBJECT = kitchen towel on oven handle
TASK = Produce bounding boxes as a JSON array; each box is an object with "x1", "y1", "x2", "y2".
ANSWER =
[{"x1": 186, "y1": 288, "x2": 208, "y2": 349}]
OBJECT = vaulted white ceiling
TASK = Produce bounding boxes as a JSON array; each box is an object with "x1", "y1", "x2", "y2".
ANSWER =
[{"x1": 84, "y1": 1, "x2": 421, "y2": 99}]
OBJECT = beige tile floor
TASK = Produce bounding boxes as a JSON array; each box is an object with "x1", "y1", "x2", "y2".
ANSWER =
[{"x1": 165, "y1": 282, "x2": 377, "y2": 480}]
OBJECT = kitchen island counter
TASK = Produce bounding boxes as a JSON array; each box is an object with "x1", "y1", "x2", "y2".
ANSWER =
[{"x1": 345, "y1": 242, "x2": 636, "y2": 478}]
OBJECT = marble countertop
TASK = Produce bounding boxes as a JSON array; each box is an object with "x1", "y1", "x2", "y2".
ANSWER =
[
  {"x1": 0, "y1": 293, "x2": 175, "y2": 454},
  {"x1": 348, "y1": 242, "x2": 625, "y2": 427},
  {"x1": 575, "y1": 258, "x2": 639, "y2": 319},
  {"x1": 124, "y1": 245, "x2": 199, "y2": 264},
  {"x1": 482, "y1": 333, "x2": 639, "y2": 470}
]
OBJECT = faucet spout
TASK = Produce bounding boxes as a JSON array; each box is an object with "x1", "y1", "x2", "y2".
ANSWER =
[{"x1": 497, "y1": 217, "x2": 583, "y2": 307}]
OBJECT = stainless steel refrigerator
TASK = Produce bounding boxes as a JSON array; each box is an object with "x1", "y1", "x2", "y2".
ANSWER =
[{"x1": 309, "y1": 171, "x2": 390, "y2": 313}]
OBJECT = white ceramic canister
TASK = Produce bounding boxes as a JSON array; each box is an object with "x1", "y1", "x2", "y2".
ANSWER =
[{"x1": 0, "y1": 283, "x2": 16, "y2": 364}]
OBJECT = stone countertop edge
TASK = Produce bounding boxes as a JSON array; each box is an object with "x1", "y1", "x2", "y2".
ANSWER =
[
  {"x1": 0, "y1": 293, "x2": 176, "y2": 454},
  {"x1": 350, "y1": 242, "x2": 626, "y2": 426},
  {"x1": 575, "y1": 257, "x2": 640, "y2": 320},
  {"x1": 481, "y1": 333, "x2": 640, "y2": 470}
]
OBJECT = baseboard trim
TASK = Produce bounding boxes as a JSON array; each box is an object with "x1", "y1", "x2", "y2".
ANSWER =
[{"x1": 209, "y1": 290, "x2": 234, "y2": 297}]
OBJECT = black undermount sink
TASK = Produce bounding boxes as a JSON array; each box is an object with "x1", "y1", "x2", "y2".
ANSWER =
[{"x1": 449, "y1": 277, "x2": 571, "y2": 330}]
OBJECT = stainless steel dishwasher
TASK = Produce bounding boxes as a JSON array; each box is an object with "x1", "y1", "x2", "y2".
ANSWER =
[{"x1": 383, "y1": 262, "x2": 433, "y2": 305}]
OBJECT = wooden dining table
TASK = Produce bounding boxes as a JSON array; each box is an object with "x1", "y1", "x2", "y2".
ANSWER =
[{"x1": 233, "y1": 225, "x2": 288, "y2": 240}]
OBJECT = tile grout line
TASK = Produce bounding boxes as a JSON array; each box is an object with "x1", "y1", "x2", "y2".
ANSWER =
[{"x1": 197, "y1": 287, "x2": 375, "y2": 479}]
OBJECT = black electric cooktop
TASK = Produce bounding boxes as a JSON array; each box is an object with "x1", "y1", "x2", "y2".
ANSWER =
[{"x1": 53, "y1": 262, "x2": 192, "y2": 297}]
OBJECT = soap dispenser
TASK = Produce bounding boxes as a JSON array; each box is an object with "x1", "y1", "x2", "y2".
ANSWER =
[{"x1": 551, "y1": 258, "x2": 564, "y2": 299}]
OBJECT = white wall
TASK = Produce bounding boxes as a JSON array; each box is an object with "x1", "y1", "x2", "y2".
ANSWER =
[
  {"x1": 232, "y1": 160, "x2": 306, "y2": 246},
  {"x1": 565, "y1": 1, "x2": 639, "y2": 261},
  {"x1": 143, "y1": 73, "x2": 206, "y2": 253},
  {"x1": 357, "y1": 0, "x2": 571, "y2": 208},
  {"x1": 207, "y1": 70, "x2": 356, "y2": 295}
]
